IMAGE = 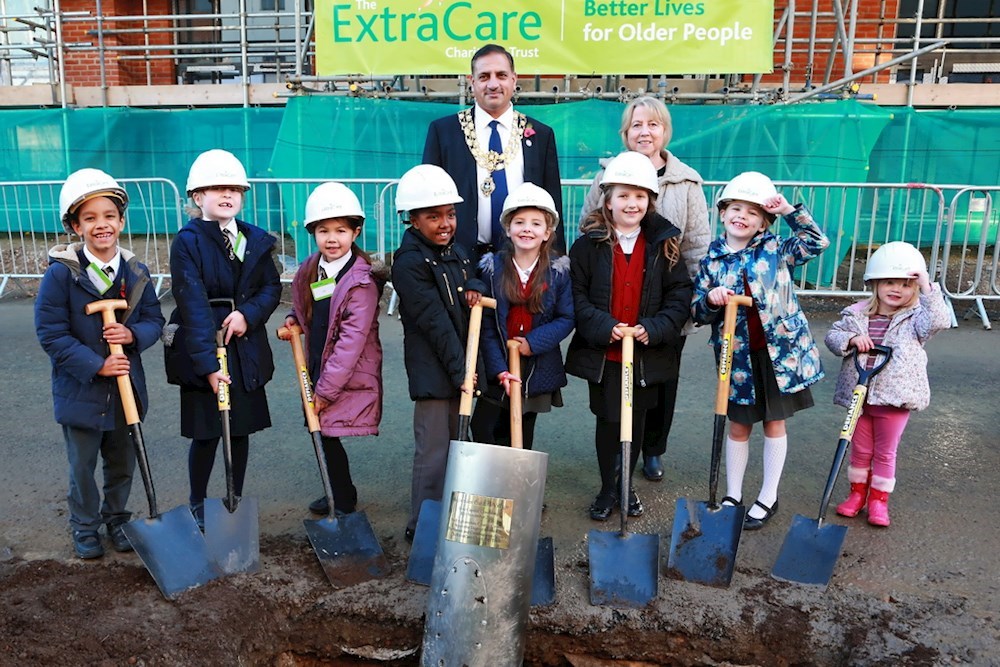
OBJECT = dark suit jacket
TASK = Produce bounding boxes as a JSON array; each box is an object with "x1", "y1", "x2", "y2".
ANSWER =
[{"x1": 422, "y1": 108, "x2": 565, "y2": 254}]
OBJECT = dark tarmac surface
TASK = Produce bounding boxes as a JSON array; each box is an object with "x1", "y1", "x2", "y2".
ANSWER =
[{"x1": 1, "y1": 292, "x2": 998, "y2": 665}]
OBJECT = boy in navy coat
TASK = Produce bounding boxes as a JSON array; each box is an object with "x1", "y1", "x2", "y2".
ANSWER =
[{"x1": 35, "y1": 169, "x2": 165, "y2": 559}]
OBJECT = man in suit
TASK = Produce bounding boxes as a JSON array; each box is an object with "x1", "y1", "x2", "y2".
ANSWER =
[{"x1": 423, "y1": 44, "x2": 564, "y2": 261}]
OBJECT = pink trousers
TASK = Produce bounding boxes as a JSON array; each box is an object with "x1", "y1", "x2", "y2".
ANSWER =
[{"x1": 850, "y1": 403, "x2": 911, "y2": 481}]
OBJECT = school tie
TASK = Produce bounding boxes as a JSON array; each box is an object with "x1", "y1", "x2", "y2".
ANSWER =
[
  {"x1": 102, "y1": 265, "x2": 114, "y2": 279},
  {"x1": 222, "y1": 229, "x2": 235, "y2": 260},
  {"x1": 488, "y1": 120, "x2": 508, "y2": 246},
  {"x1": 317, "y1": 265, "x2": 328, "y2": 281}
]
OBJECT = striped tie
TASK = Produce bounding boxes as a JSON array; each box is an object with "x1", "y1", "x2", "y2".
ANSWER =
[
  {"x1": 318, "y1": 265, "x2": 328, "y2": 281},
  {"x1": 222, "y1": 230, "x2": 235, "y2": 260},
  {"x1": 102, "y1": 265, "x2": 114, "y2": 279}
]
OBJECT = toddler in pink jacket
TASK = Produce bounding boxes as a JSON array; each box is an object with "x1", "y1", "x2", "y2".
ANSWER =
[
  {"x1": 285, "y1": 183, "x2": 387, "y2": 517},
  {"x1": 824, "y1": 242, "x2": 950, "y2": 527}
]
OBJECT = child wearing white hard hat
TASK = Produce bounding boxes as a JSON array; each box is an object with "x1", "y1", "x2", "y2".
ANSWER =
[
  {"x1": 282, "y1": 182, "x2": 388, "y2": 518},
  {"x1": 164, "y1": 149, "x2": 281, "y2": 530},
  {"x1": 391, "y1": 164, "x2": 487, "y2": 542},
  {"x1": 566, "y1": 152, "x2": 694, "y2": 522},
  {"x1": 691, "y1": 171, "x2": 829, "y2": 530},
  {"x1": 36, "y1": 169, "x2": 165, "y2": 558},
  {"x1": 825, "y1": 242, "x2": 951, "y2": 527},
  {"x1": 472, "y1": 182, "x2": 574, "y2": 452}
]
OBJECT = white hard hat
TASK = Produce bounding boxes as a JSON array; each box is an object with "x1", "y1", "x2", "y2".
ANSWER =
[
  {"x1": 304, "y1": 182, "x2": 365, "y2": 232},
  {"x1": 186, "y1": 149, "x2": 250, "y2": 195},
  {"x1": 864, "y1": 242, "x2": 926, "y2": 281},
  {"x1": 59, "y1": 168, "x2": 128, "y2": 234},
  {"x1": 599, "y1": 151, "x2": 659, "y2": 196},
  {"x1": 716, "y1": 171, "x2": 778, "y2": 209},
  {"x1": 395, "y1": 164, "x2": 463, "y2": 217},
  {"x1": 500, "y1": 183, "x2": 559, "y2": 228}
]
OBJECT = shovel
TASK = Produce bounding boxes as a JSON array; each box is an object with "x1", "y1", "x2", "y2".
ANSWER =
[
  {"x1": 666, "y1": 295, "x2": 752, "y2": 588},
  {"x1": 85, "y1": 299, "x2": 222, "y2": 599},
  {"x1": 204, "y1": 328, "x2": 260, "y2": 575},
  {"x1": 406, "y1": 297, "x2": 496, "y2": 585},
  {"x1": 507, "y1": 339, "x2": 556, "y2": 607},
  {"x1": 277, "y1": 324, "x2": 390, "y2": 587},
  {"x1": 588, "y1": 327, "x2": 659, "y2": 608},
  {"x1": 771, "y1": 345, "x2": 892, "y2": 589}
]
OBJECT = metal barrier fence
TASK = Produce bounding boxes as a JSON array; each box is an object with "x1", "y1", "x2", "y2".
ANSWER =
[
  {"x1": 937, "y1": 187, "x2": 1000, "y2": 329},
  {"x1": 3, "y1": 177, "x2": 995, "y2": 329},
  {"x1": 0, "y1": 178, "x2": 182, "y2": 297}
]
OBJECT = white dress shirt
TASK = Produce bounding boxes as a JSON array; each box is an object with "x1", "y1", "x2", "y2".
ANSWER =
[
  {"x1": 318, "y1": 250, "x2": 353, "y2": 283},
  {"x1": 82, "y1": 246, "x2": 122, "y2": 291},
  {"x1": 615, "y1": 227, "x2": 642, "y2": 254}
]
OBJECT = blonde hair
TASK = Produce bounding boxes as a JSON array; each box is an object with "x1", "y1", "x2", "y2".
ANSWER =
[
  {"x1": 580, "y1": 185, "x2": 680, "y2": 269},
  {"x1": 863, "y1": 278, "x2": 920, "y2": 316},
  {"x1": 619, "y1": 96, "x2": 673, "y2": 151}
]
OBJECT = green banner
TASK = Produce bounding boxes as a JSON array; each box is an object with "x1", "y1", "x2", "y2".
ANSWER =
[{"x1": 316, "y1": 0, "x2": 774, "y2": 75}]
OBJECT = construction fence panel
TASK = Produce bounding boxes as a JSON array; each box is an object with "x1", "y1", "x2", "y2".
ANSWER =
[
  {"x1": 937, "y1": 187, "x2": 1000, "y2": 329},
  {"x1": 0, "y1": 178, "x2": 182, "y2": 297},
  {"x1": 5, "y1": 176, "x2": 994, "y2": 329}
]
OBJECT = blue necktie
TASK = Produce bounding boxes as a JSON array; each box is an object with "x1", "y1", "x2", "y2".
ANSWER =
[{"x1": 488, "y1": 120, "x2": 508, "y2": 246}]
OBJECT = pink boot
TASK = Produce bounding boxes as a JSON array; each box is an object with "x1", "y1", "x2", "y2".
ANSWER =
[
  {"x1": 867, "y1": 489, "x2": 891, "y2": 527},
  {"x1": 836, "y1": 482, "x2": 869, "y2": 517},
  {"x1": 836, "y1": 467, "x2": 870, "y2": 518}
]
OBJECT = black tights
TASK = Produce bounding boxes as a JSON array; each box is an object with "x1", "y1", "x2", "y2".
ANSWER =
[
  {"x1": 188, "y1": 435, "x2": 249, "y2": 504},
  {"x1": 595, "y1": 409, "x2": 647, "y2": 496},
  {"x1": 319, "y1": 435, "x2": 358, "y2": 512}
]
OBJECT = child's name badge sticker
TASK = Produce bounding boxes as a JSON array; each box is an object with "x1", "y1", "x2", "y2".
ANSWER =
[
  {"x1": 310, "y1": 276, "x2": 337, "y2": 301},
  {"x1": 233, "y1": 232, "x2": 247, "y2": 262},
  {"x1": 86, "y1": 262, "x2": 114, "y2": 294}
]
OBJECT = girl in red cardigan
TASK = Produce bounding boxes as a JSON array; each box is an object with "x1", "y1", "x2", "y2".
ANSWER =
[{"x1": 566, "y1": 152, "x2": 693, "y2": 521}]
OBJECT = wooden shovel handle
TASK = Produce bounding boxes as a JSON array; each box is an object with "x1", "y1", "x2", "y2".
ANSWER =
[
  {"x1": 84, "y1": 299, "x2": 140, "y2": 426},
  {"x1": 619, "y1": 327, "x2": 638, "y2": 443},
  {"x1": 277, "y1": 324, "x2": 321, "y2": 434},
  {"x1": 459, "y1": 296, "x2": 497, "y2": 418},
  {"x1": 714, "y1": 295, "x2": 753, "y2": 416},
  {"x1": 506, "y1": 340, "x2": 523, "y2": 450}
]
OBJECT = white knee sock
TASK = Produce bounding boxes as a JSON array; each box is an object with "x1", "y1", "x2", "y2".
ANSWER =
[
  {"x1": 724, "y1": 436, "x2": 750, "y2": 503},
  {"x1": 749, "y1": 434, "x2": 787, "y2": 519}
]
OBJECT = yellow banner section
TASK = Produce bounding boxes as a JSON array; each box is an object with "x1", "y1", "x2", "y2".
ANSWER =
[{"x1": 316, "y1": 0, "x2": 774, "y2": 76}]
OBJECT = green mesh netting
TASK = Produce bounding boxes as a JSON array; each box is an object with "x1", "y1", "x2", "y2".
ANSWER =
[{"x1": 1, "y1": 99, "x2": 997, "y2": 273}]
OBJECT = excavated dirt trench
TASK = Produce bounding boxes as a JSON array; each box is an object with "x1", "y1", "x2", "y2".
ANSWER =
[{"x1": 0, "y1": 534, "x2": 974, "y2": 667}]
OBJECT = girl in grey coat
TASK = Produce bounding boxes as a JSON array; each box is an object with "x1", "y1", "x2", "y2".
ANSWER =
[{"x1": 825, "y1": 242, "x2": 951, "y2": 527}]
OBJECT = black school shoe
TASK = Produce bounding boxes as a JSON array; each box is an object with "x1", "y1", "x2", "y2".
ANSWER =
[
  {"x1": 627, "y1": 490, "x2": 644, "y2": 517},
  {"x1": 309, "y1": 496, "x2": 356, "y2": 518},
  {"x1": 108, "y1": 522, "x2": 133, "y2": 553},
  {"x1": 642, "y1": 455, "x2": 664, "y2": 481},
  {"x1": 743, "y1": 499, "x2": 779, "y2": 531},
  {"x1": 308, "y1": 496, "x2": 330, "y2": 515},
  {"x1": 589, "y1": 492, "x2": 617, "y2": 521},
  {"x1": 73, "y1": 530, "x2": 104, "y2": 560}
]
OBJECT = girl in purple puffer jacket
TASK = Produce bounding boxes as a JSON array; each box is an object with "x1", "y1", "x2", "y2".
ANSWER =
[
  {"x1": 285, "y1": 183, "x2": 387, "y2": 518},
  {"x1": 825, "y1": 242, "x2": 950, "y2": 527}
]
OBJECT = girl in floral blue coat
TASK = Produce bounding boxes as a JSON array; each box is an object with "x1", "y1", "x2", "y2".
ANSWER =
[{"x1": 691, "y1": 171, "x2": 829, "y2": 530}]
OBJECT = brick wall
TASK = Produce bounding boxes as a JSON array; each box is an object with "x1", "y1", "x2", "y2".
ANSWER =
[
  {"x1": 758, "y1": 0, "x2": 900, "y2": 86},
  {"x1": 61, "y1": 0, "x2": 175, "y2": 87}
]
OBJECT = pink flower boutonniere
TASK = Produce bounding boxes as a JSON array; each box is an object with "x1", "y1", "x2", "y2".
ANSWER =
[{"x1": 524, "y1": 124, "x2": 536, "y2": 146}]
